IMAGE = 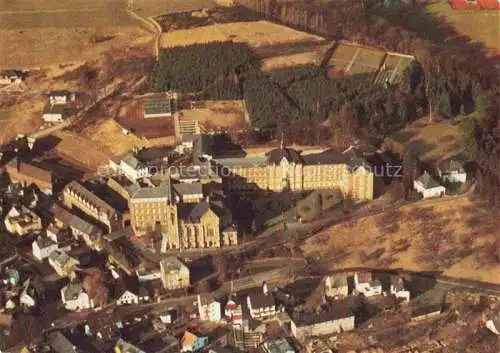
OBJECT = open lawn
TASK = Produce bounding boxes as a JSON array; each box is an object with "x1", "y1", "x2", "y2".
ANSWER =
[
  {"x1": 160, "y1": 20, "x2": 325, "y2": 53},
  {"x1": 180, "y1": 100, "x2": 247, "y2": 130},
  {"x1": 302, "y1": 196, "x2": 500, "y2": 284},
  {"x1": 426, "y1": 3, "x2": 500, "y2": 54},
  {"x1": 390, "y1": 116, "x2": 466, "y2": 162},
  {"x1": 133, "y1": 0, "x2": 216, "y2": 17}
]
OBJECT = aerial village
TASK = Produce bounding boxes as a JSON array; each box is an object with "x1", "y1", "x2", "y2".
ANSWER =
[{"x1": 0, "y1": 1, "x2": 499, "y2": 353}]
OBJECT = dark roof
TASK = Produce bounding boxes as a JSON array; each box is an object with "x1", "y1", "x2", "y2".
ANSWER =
[
  {"x1": 64, "y1": 181, "x2": 117, "y2": 218},
  {"x1": 50, "y1": 203, "x2": 103, "y2": 238},
  {"x1": 291, "y1": 299, "x2": 353, "y2": 326},
  {"x1": 248, "y1": 292, "x2": 275, "y2": 309},
  {"x1": 172, "y1": 182, "x2": 203, "y2": 197},
  {"x1": 411, "y1": 303, "x2": 442, "y2": 318},
  {"x1": 390, "y1": 276, "x2": 405, "y2": 292},
  {"x1": 209, "y1": 346, "x2": 238, "y2": 353},
  {"x1": 266, "y1": 147, "x2": 302, "y2": 164},
  {"x1": 48, "y1": 331, "x2": 78, "y2": 353},
  {"x1": 415, "y1": 172, "x2": 442, "y2": 189},
  {"x1": 193, "y1": 134, "x2": 214, "y2": 163},
  {"x1": 144, "y1": 99, "x2": 172, "y2": 116},
  {"x1": 178, "y1": 201, "x2": 226, "y2": 222},
  {"x1": 302, "y1": 149, "x2": 346, "y2": 165},
  {"x1": 43, "y1": 104, "x2": 68, "y2": 115},
  {"x1": 6, "y1": 158, "x2": 53, "y2": 185},
  {"x1": 49, "y1": 90, "x2": 71, "y2": 97}
]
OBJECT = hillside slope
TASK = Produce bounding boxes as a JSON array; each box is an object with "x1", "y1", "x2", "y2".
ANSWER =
[{"x1": 302, "y1": 196, "x2": 500, "y2": 284}]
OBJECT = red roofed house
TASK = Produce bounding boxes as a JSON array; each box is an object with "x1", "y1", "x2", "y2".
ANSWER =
[{"x1": 449, "y1": 0, "x2": 500, "y2": 10}]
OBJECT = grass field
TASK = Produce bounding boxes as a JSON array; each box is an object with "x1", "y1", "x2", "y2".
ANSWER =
[
  {"x1": 425, "y1": 3, "x2": 500, "y2": 53},
  {"x1": 133, "y1": 0, "x2": 216, "y2": 17},
  {"x1": 390, "y1": 116, "x2": 466, "y2": 162},
  {"x1": 302, "y1": 196, "x2": 500, "y2": 284},
  {"x1": 181, "y1": 100, "x2": 247, "y2": 130},
  {"x1": 160, "y1": 20, "x2": 324, "y2": 50}
]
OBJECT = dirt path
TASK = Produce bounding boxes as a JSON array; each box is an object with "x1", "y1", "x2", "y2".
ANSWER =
[{"x1": 126, "y1": 0, "x2": 161, "y2": 59}]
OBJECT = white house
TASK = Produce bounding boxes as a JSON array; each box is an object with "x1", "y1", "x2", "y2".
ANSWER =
[
  {"x1": 4, "y1": 205, "x2": 42, "y2": 236},
  {"x1": 413, "y1": 172, "x2": 446, "y2": 199},
  {"x1": 438, "y1": 160, "x2": 467, "y2": 184},
  {"x1": 324, "y1": 275, "x2": 349, "y2": 298},
  {"x1": 197, "y1": 294, "x2": 222, "y2": 322},
  {"x1": 49, "y1": 90, "x2": 75, "y2": 105},
  {"x1": 20, "y1": 279, "x2": 37, "y2": 309},
  {"x1": 60, "y1": 282, "x2": 94, "y2": 311},
  {"x1": 389, "y1": 276, "x2": 410, "y2": 302},
  {"x1": 116, "y1": 287, "x2": 149, "y2": 305},
  {"x1": 42, "y1": 104, "x2": 67, "y2": 122},
  {"x1": 290, "y1": 300, "x2": 355, "y2": 339},
  {"x1": 246, "y1": 283, "x2": 276, "y2": 320},
  {"x1": 136, "y1": 266, "x2": 162, "y2": 282},
  {"x1": 32, "y1": 236, "x2": 58, "y2": 261},
  {"x1": 48, "y1": 249, "x2": 79, "y2": 278},
  {"x1": 109, "y1": 153, "x2": 151, "y2": 181},
  {"x1": 354, "y1": 272, "x2": 382, "y2": 297}
]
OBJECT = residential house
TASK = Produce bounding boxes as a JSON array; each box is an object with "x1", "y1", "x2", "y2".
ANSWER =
[
  {"x1": 160, "y1": 256, "x2": 190, "y2": 290},
  {"x1": 6, "y1": 158, "x2": 54, "y2": 195},
  {"x1": 48, "y1": 249, "x2": 79, "y2": 278},
  {"x1": 60, "y1": 281, "x2": 94, "y2": 311},
  {"x1": 136, "y1": 264, "x2": 162, "y2": 282},
  {"x1": 0, "y1": 70, "x2": 24, "y2": 85},
  {"x1": 262, "y1": 338, "x2": 297, "y2": 353},
  {"x1": 324, "y1": 274, "x2": 349, "y2": 298},
  {"x1": 4, "y1": 205, "x2": 42, "y2": 236},
  {"x1": 47, "y1": 331, "x2": 78, "y2": 353},
  {"x1": 116, "y1": 286, "x2": 149, "y2": 305},
  {"x1": 389, "y1": 276, "x2": 410, "y2": 302},
  {"x1": 290, "y1": 300, "x2": 355, "y2": 339},
  {"x1": 42, "y1": 104, "x2": 68, "y2": 122},
  {"x1": 110, "y1": 153, "x2": 151, "y2": 181},
  {"x1": 438, "y1": 159, "x2": 467, "y2": 184},
  {"x1": 181, "y1": 330, "x2": 208, "y2": 353},
  {"x1": 63, "y1": 181, "x2": 119, "y2": 232},
  {"x1": 246, "y1": 284, "x2": 277, "y2": 320},
  {"x1": 46, "y1": 226, "x2": 72, "y2": 250},
  {"x1": 48, "y1": 90, "x2": 75, "y2": 105},
  {"x1": 411, "y1": 303, "x2": 442, "y2": 321},
  {"x1": 224, "y1": 297, "x2": 238, "y2": 320},
  {"x1": 197, "y1": 294, "x2": 222, "y2": 322},
  {"x1": 413, "y1": 172, "x2": 446, "y2": 199},
  {"x1": 32, "y1": 236, "x2": 58, "y2": 261},
  {"x1": 354, "y1": 272, "x2": 382, "y2": 297}
]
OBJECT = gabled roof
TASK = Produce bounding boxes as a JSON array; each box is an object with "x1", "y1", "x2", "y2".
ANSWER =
[
  {"x1": 6, "y1": 158, "x2": 53, "y2": 184},
  {"x1": 121, "y1": 154, "x2": 144, "y2": 170},
  {"x1": 266, "y1": 147, "x2": 302, "y2": 165},
  {"x1": 415, "y1": 171, "x2": 442, "y2": 189},
  {"x1": 160, "y1": 256, "x2": 187, "y2": 273},
  {"x1": 248, "y1": 292, "x2": 275, "y2": 309},
  {"x1": 50, "y1": 203, "x2": 103, "y2": 239},
  {"x1": 64, "y1": 181, "x2": 117, "y2": 217},
  {"x1": 172, "y1": 182, "x2": 203, "y2": 197},
  {"x1": 302, "y1": 149, "x2": 346, "y2": 165},
  {"x1": 62, "y1": 282, "x2": 85, "y2": 301},
  {"x1": 182, "y1": 330, "x2": 201, "y2": 347},
  {"x1": 129, "y1": 182, "x2": 171, "y2": 202},
  {"x1": 291, "y1": 299, "x2": 353, "y2": 326},
  {"x1": 178, "y1": 201, "x2": 226, "y2": 222}
]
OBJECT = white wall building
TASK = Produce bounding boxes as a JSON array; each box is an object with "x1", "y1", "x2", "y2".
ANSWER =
[
  {"x1": 354, "y1": 272, "x2": 382, "y2": 297},
  {"x1": 390, "y1": 276, "x2": 410, "y2": 302},
  {"x1": 438, "y1": 160, "x2": 467, "y2": 184},
  {"x1": 414, "y1": 172, "x2": 446, "y2": 199},
  {"x1": 32, "y1": 237, "x2": 58, "y2": 261},
  {"x1": 197, "y1": 294, "x2": 222, "y2": 322},
  {"x1": 61, "y1": 282, "x2": 94, "y2": 311},
  {"x1": 324, "y1": 275, "x2": 349, "y2": 298}
]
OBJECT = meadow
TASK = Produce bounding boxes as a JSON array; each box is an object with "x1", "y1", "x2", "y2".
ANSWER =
[{"x1": 133, "y1": 0, "x2": 216, "y2": 17}]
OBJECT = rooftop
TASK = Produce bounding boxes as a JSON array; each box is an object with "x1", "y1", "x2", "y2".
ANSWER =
[
  {"x1": 64, "y1": 181, "x2": 117, "y2": 217},
  {"x1": 50, "y1": 203, "x2": 102, "y2": 239},
  {"x1": 416, "y1": 171, "x2": 442, "y2": 189},
  {"x1": 6, "y1": 158, "x2": 53, "y2": 184},
  {"x1": 291, "y1": 299, "x2": 353, "y2": 326},
  {"x1": 160, "y1": 256, "x2": 187, "y2": 273}
]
